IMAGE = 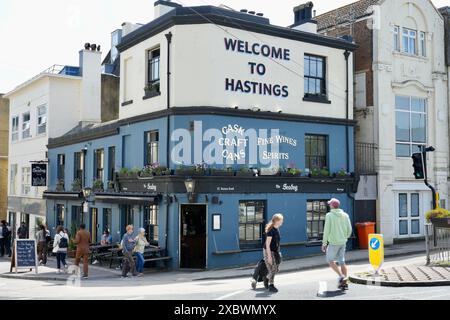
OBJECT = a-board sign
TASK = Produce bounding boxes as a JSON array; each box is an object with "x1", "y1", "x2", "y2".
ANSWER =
[{"x1": 10, "y1": 239, "x2": 38, "y2": 274}]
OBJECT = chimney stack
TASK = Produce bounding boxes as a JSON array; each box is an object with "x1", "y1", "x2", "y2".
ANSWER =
[
  {"x1": 79, "y1": 44, "x2": 102, "y2": 123},
  {"x1": 154, "y1": 0, "x2": 181, "y2": 19},
  {"x1": 292, "y1": 2, "x2": 317, "y2": 33}
]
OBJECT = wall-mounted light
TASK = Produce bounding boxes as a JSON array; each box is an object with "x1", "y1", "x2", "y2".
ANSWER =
[
  {"x1": 184, "y1": 178, "x2": 197, "y2": 203},
  {"x1": 82, "y1": 187, "x2": 92, "y2": 200}
]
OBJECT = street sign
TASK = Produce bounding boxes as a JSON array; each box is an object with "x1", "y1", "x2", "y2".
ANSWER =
[{"x1": 368, "y1": 234, "x2": 384, "y2": 273}]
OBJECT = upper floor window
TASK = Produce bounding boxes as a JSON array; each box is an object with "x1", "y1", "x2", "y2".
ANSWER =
[
  {"x1": 11, "y1": 116, "x2": 19, "y2": 141},
  {"x1": 21, "y1": 166, "x2": 31, "y2": 195},
  {"x1": 108, "y1": 146, "x2": 116, "y2": 181},
  {"x1": 57, "y1": 154, "x2": 65, "y2": 182},
  {"x1": 305, "y1": 134, "x2": 328, "y2": 172},
  {"x1": 402, "y1": 28, "x2": 417, "y2": 55},
  {"x1": 145, "y1": 130, "x2": 159, "y2": 166},
  {"x1": 304, "y1": 54, "x2": 326, "y2": 97},
  {"x1": 37, "y1": 105, "x2": 47, "y2": 135},
  {"x1": 94, "y1": 149, "x2": 104, "y2": 180},
  {"x1": 74, "y1": 152, "x2": 84, "y2": 182},
  {"x1": 22, "y1": 113, "x2": 31, "y2": 139},
  {"x1": 9, "y1": 164, "x2": 17, "y2": 195},
  {"x1": 395, "y1": 95, "x2": 427, "y2": 157},
  {"x1": 420, "y1": 32, "x2": 426, "y2": 57},
  {"x1": 393, "y1": 25, "x2": 400, "y2": 51},
  {"x1": 146, "y1": 48, "x2": 160, "y2": 94}
]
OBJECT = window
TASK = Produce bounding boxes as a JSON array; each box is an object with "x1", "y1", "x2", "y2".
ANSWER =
[
  {"x1": 305, "y1": 135, "x2": 328, "y2": 171},
  {"x1": 108, "y1": 147, "x2": 116, "y2": 181},
  {"x1": 71, "y1": 206, "x2": 84, "y2": 229},
  {"x1": 304, "y1": 54, "x2": 326, "y2": 97},
  {"x1": 145, "y1": 131, "x2": 159, "y2": 165},
  {"x1": 11, "y1": 116, "x2": 19, "y2": 141},
  {"x1": 21, "y1": 167, "x2": 31, "y2": 195},
  {"x1": 74, "y1": 152, "x2": 84, "y2": 182},
  {"x1": 9, "y1": 164, "x2": 17, "y2": 195},
  {"x1": 120, "y1": 205, "x2": 134, "y2": 235},
  {"x1": 393, "y1": 25, "x2": 400, "y2": 51},
  {"x1": 94, "y1": 149, "x2": 104, "y2": 180},
  {"x1": 420, "y1": 32, "x2": 426, "y2": 57},
  {"x1": 102, "y1": 208, "x2": 112, "y2": 234},
  {"x1": 147, "y1": 48, "x2": 160, "y2": 92},
  {"x1": 402, "y1": 28, "x2": 417, "y2": 55},
  {"x1": 307, "y1": 200, "x2": 328, "y2": 240},
  {"x1": 395, "y1": 95, "x2": 427, "y2": 157},
  {"x1": 355, "y1": 72, "x2": 366, "y2": 108},
  {"x1": 57, "y1": 154, "x2": 65, "y2": 184},
  {"x1": 22, "y1": 113, "x2": 31, "y2": 139},
  {"x1": 143, "y1": 205, "x2": 158, "y2": 244},
  {"x1": 56, "y1": 204, "x2": 65, "y2": 227},
  {"x1": 37, "y1": 105, "x2": 47, "y2": 135},
  {"x1": 239, "y1": 200, "x2": 265, "y2": 249}
]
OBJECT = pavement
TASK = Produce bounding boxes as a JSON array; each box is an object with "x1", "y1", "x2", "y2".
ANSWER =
[{"x1": 0, "y1": 240, "x2": 434, "y2": 285}]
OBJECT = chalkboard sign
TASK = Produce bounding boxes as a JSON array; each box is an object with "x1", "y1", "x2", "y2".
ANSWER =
[
  {"x1": 31, "y1": 163, "x2": 47, "y2": 187},
  {"x1": 11, "y1": 239, "x2": 38, "y2": 273}
]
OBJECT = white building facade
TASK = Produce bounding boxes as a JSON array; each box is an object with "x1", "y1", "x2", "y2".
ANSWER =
[{"x1": 317, "y1": 0, "x2": 449, "y2": 244}]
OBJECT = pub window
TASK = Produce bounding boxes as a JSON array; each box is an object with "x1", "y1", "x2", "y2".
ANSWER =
[
  {"x1": 11, "y1": 116, "x2": 19, "y2": 141},
  {"x1": 37, "y1": 105, "x2": 47, "y2": 135},
  {"x1": 143, "y1": 205, "x2": 159, "y2": 244},
  {"x1": 304, "y1": 54, "x2": 326, "y2": 97},
  {"x1": 71, "y1": 206, "x2": 84, "y2": 230},
  {"x1": 239, "y1": 200, "x2": 266, "y2": 249},
  {"x1": 145, "y1": 130, "x2": 159, "y2": 166},
  {"x1": 57, "y1": 154, "x2": 65, "y2": 183},
  {"x1": 108, "y1": 146, "x2": 116, "y2": 181},
  {"x1": 102, "y1": 208, "x2": 112, "y2": 234},
  {"x1": 305, "y1": 134, "x2": 328, "y2": 172},
  {"x1": 147, "y1": 47, "x2": 160, "y2": 93},
  {"x1": 73, "y1": 152, "x2": 84, "y2": 181},
  {"x1": 307, "y1": 200, "x2": 328, "y2": 240},
  {"x1": 22, "y1": 112, "x2": 31, "y2": 139},
  {"x1": 56, "y1": 204, "x2": 65, "y2": 227},
  {"x1": 94, "y1": 149, "x2": 104, "y2": 180}
]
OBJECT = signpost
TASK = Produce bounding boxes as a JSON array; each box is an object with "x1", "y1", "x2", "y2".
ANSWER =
[
  {"x1": 368, "y1": 234, "x2": 384, "y2": 274},
  {"x1": 10, "y1": 239, "x2": 38, "y2": 274}
]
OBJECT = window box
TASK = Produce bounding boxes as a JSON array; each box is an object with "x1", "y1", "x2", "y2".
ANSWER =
[
  {"x1": 279, "y1": 167, "x2": 302, "y2": 177},
  {"x1": 143, "y1": 82, "x2": 160, "y2": 100},
  {"x1": 430, "y1": 218, "x2": 450, "y2": 229},
  {"x1": 303, "y1": 94, "x2": 331, "y2": 104},
  {"x1": 55, "y1": 179, "x2": 65, "y2": 192},
  {"x1": 92, "y1": 179, "x2": 104, "y2": 193},
  {"x1": 235, "y1": 170, "x2": 255, "y2": 177},
  {"x1": 175, "y1": 166, "x2": 207, "y2": 176},
  {"x1": 309, "y1": 168, "x2": 331, "y2": 179},
  {"x1": 71, "y1": 179, "x2": 82, "y2": 192},
  {"x1": 117, "y1": 167, "x2": 140, "y2": 179},
  {"x1": 210, "y1": 168, "x2": 235, "y2": 176},
  {"x1": 106, "y1": 180, "x2": 116, "y2": 192}
]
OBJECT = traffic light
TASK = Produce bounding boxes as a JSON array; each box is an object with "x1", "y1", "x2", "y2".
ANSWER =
[{"x1": 411, "y1": 152, "x2": 424, "y2": 179}]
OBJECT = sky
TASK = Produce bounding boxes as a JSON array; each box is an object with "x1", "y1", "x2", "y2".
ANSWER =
[{"x1": 1, "y1": 0, "x2": 449, "y2": 93}]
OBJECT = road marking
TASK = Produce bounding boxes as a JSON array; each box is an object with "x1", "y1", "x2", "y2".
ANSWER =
[
  {"x1": 317, "y1": 281, "x2": 328, "y2": 297},
  {"x1": 417, "y1": 292, "x2": 449, "y2": 300},
  {"x1": 214, "y1": 290, "x2": 245, "y2": 300},
  {"x1": 355, "y1": 288, "x2": 445, "y2": 300}
]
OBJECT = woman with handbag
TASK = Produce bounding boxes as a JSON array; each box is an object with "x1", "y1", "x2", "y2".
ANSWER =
[{"x1": 263, "y1": 213, "x2": 284, "y2": 293}]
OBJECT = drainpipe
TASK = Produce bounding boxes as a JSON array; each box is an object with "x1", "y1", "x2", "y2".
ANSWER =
[{"x1": 164, "y1": 32, "x2": 172, "y2": 253}]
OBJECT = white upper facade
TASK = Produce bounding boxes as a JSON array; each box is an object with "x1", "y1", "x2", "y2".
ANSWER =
[{"x1": 118, "y1": 3, "x2": 356, "y2": 120}]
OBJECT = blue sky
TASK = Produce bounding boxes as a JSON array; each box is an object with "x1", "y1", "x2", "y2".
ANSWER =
[{"x1": 1, "y1": 0, "x2": 448, "y2": 93}]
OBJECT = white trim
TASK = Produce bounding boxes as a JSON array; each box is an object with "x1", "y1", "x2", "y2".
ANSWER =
[{"x1": 391, "y1": 182, "x2": 431, "y2": 191}]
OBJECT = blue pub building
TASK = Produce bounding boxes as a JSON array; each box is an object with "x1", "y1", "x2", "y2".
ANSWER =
[{"x1": 44, "y1": 1, "x2": 358, "y2": 269}]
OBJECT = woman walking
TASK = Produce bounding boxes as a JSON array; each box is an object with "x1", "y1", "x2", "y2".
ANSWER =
[
  {"x1": 36, "y1": 225, "x2": 48, "y2": 265},
  {"x1": 263, "y1": 213, "x2": 284, "y2": 293},
  {"x1": 134, "y1": 228, "x2": 149, "y2": 276},
  {"x1": 52, "y1": 226, "x2": 69, "y2": 273}
]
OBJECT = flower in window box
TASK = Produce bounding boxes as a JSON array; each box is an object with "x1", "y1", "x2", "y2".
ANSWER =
[
  {"x1": 71, "y1": 178, "x2": 82, "y2": 192},
  {"x1": 92, "y1": 179, "x2": 104, "y2": 192}
]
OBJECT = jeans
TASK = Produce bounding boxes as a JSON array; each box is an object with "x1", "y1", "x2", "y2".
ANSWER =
[
  {"x1": 56, "y1": 252, "x2": 67, "y2": 269},
  {"x1": 122, "y1": 251, "x2": 137, "y2": 277},
  {"x1": 135, "y1": 252, "x2": 145, "y2": 273}
]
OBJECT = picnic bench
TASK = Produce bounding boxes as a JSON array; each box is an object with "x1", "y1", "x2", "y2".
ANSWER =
[
  {"x1": 89, "y1": 243, "x2": 114, "y2": 265},
  {"x1": 107, "y1": 245, "x2": 171, "y2": 269}
]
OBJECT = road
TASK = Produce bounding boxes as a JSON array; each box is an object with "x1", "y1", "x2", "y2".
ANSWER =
[{"x1": 0, "y1": 254, "x2": 449, "y2": 300}]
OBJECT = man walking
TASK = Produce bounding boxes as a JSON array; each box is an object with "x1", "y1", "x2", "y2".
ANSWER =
[
  {"x1": 321, "y1": 198, "x2": 352, "y2": 289},
  {"x1": 121, "y1": 225, "x2": 137, "y2": 278},
  {"x1": 74, "y1": 224, "x2": 91, "y2": 279}
]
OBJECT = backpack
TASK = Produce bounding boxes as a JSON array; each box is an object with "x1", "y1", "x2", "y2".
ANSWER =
[
  {"x1": 2, "y1": 226, "x2": 10, "y2": 238},
  {"x1": 58, "y1": 235, "x2": 68, "y2": 248}
]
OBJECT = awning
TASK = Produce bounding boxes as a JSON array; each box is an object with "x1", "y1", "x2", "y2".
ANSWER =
[
  {"x1": 43, "y1": 191, "x2": 82, "y2": 200},
  {"x1": 94, "y1": 193, "x2": 161, "y2": 205}
]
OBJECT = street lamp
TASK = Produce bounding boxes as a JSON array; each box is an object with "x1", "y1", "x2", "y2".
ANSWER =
[
  {"x1": 184, "y1": 179, "x2": 197, "y2": 203},
  {"x1": 82, "y1": 187, "x2": 92, "y2": 200}
]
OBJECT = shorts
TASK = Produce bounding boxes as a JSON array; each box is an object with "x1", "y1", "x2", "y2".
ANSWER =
[{"x1": 326, "y1": 244, "x2": 346, "y2": 265}]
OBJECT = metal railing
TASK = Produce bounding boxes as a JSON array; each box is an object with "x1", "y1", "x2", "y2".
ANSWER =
[
  {"x1": 425, "y1": 223, "x2": 450, "y2": 265},
  {"x1": 355, "y1": 142, "x2": 377, "y2": 175}
]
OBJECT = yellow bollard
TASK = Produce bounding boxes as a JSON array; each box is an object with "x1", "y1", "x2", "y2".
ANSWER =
[{"x1": 368, "y1": 234, "x2": 384, "y2": 274}]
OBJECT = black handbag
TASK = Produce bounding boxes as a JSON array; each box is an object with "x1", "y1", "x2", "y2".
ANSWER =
[{"x1": 273, "y1": 250, "x2": 282, "y2": 265}]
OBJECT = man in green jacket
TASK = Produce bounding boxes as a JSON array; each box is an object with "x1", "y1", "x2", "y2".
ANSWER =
[{"x1": 321, "y1": 198, "x2": 352, "y2": 288}]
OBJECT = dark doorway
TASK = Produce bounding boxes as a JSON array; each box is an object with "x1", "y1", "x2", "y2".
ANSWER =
[{"x1": 180, "y1": 204, "x2": 207, "y2": 269}]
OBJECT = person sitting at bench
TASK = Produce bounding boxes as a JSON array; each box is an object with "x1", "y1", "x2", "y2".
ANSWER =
[
  {"x1": 134, "y1": 228, "x2": 149, "y2": 277},
  {"x1": 101, "y1": 230, "x2": 112, "y2": 246}
]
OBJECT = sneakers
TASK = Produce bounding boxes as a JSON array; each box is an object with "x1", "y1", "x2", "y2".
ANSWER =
[
  {"x1": 251, "y1": 279, "x2": 257, "y2": 290},
  {"x1": 137, "y1": 273, "x2": 144, "y2": 277},
  {"x1": 268, "y1": 284, "x2": 278, "y2": 293},
  {"x1": 263, "y1": 278, "x2": 269, "y2": 289}
]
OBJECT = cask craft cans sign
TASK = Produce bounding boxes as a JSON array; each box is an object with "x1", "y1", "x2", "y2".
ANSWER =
[
  {"x1": 171, "y1": 122, "x2": 297, "y2": 167},
  {"x1": 31, "y1": 163, "x2": 47, "y2": 187}
]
